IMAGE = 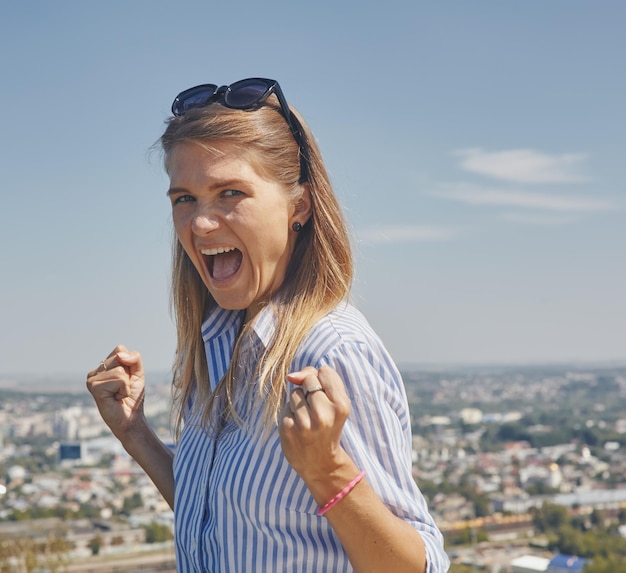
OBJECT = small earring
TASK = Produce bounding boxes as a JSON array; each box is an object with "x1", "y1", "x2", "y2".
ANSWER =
[{"x1": 292, "y1": 222, "x2": 302, "y2": 232}]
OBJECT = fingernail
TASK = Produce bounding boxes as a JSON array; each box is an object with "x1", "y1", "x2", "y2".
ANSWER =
[{"x1": 117, "y1": 352, "x2": 130, "y2": 360}]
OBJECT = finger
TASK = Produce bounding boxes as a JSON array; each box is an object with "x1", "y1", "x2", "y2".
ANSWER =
[
  {"x1": 289, "y1": 366, "x2": 346, "y2": 406},
  {"x1": 288, "y1": 369, "x2": 327, "y2": 401},
  {"x1": 278, "y1": 399, "x2": 296, "y2": 433},
  {"x1": 316, "y1": 365, "x2": 349, "y2": 405},
  {"x1": 101, "y1": 350, "x2": 143, "y2": 400},
  {"x1": 287, "y1": 368, "x2": 324, "y2": 407},
  {"x1": 289, "y1": 386, "x2": 308, "y2": 412},
  {"x1": 286, "y1": 366, "x2": 318, "y2": 386},
  {"x1": 115, "y1": 349, "x2": 144, "y2": 378},
  {"x1": 303, "y1": 386, "x2": 326, "y2": 401},
  {"x1": 288, "y1": 387, "x2": 312, "y2": 429},
  {"x1": 89, "y1": 378, "x2": 126, "y2": 400},
  {"x1": 280, "y1": 398, "x2": 294, "y2": 419},
  {"x1": 87, "y1": 345, "x2": 129, "y2": 378},
  {"x1": 87, "y1": 362, "x2": 136, "y2": 402}
]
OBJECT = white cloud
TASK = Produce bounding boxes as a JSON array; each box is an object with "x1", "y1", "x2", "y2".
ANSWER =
[
  {"x1": 498, "y1": 212, "x2": 578, "y2": 225},
  {"x1": 455, "y1": 148, "x2": 588, "y2": 184},
  {"x1": 434, "y1": 182, "x2": 615, "y2": 212},
  {"x1": 358, "y1": 224, "x2": 460, "y2": 244}
]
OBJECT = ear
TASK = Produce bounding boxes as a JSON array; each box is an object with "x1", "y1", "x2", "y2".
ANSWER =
[{"x1": 290, "y1": 183, "x2": 312, "y2": 226}]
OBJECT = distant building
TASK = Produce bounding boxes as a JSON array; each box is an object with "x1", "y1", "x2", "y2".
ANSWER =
[
  {"x1": 547, "y1": 463, "x2": 563, "y2": 490},
  {"x1": 460, "y1": 408, "x2": 482, "y2": 425},
  {"x1": 552, "y1": 489, "x2": 626, "y2": 510},
  {"x1": 8, "y1": 465, "x2": 27, "y2": 483},
  {"x1": 511, "y1": 555, "x2": 550, "y2": 573},
  {"x1": 547, "y1": 554, "x2": 586, "y2": 573},
  {"x1": 491, "y1": 491, "x2": 534, "y2": 514},
  {"x1": 58, "y1": 442, "x2": 83, "y2": 463}
]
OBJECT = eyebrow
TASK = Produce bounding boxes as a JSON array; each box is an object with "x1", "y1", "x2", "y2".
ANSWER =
[
  {"x1": 166, "y1": 187, "x2": 186, "y2": 197},
  {"x1": 166, "y1": 178, "x2": 250, "y2": 198}
]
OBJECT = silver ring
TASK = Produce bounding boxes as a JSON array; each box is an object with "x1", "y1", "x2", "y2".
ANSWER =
[
  {"x1": 304, "y1": 386, "x2": 325, "y2": 400},
  {"x1": 99, "y1": 360, "x2": 107, "y2": 372}
]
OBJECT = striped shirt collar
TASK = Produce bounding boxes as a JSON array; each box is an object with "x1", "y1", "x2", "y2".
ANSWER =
[{"x1": 201, "y1": 303, "x2": 278, "y2": 348}]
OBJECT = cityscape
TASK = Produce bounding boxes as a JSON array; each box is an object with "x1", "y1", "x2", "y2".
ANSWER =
[
  {"x1": 1, "y1": 364, "x2": 625, "y2": 572},
  {"x1": 1, "y1": 2, "x2": 624, "y2": 572}
]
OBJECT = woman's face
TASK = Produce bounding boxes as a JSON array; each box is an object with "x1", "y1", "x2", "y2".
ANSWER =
[{"x1": 168, "y1": 141, "x2": 309, "y2": 320}]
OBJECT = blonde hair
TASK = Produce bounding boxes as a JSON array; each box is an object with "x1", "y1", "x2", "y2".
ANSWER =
[{"x1": 161, "y1": 101, "x2": 353, "y2": 438}]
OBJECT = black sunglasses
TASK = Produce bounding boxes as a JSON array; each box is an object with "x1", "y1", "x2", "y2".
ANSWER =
[{"x1": 171, "y1": 78, "x2": 309, "y2": 183}]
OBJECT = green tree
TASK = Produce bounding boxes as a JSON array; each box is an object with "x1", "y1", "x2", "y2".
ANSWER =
[
  {"x1": 122, "y1": 492, "x2": 143, "y2": 514},
  {"x1": 143, "y1": 521, "x2": 173, "y2": 544},
  {"x1": 88, "y1": 534, "x2": 103, "y2": 555},
  {"x1": 446, "y1": 526, "x2": 488, "y2": 547},
  {"x1": 534, "y1": 502, "x2": 569, "y2": 532},
  {"x1": 584, "y1": 555, "x2": 626, "y2": 572},
  {"x1": 590, "y1": 509, "x2": 605, "y2": 527},
  {"x1": 0, "y1": 533, "x2": 69, "y2": 573},
  {"x1": 554, "y1": 525, "x2": 586, "y2": 556}
]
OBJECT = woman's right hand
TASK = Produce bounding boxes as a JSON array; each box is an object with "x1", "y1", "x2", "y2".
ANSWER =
[
  {"x1": 87, "y1": 346, "x2": 176, "y2": 510},
  {"x1": 86, "y1": 345, "x2": 147, "y2": 441}
]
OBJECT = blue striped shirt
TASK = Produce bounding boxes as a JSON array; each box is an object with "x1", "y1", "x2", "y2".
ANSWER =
[{"x1": 173, "y1": 303, "x2": 449, "y2": 572}]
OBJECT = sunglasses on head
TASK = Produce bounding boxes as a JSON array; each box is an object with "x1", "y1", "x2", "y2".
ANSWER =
[{"x1": 171, "y1": 78, "x2": 309, "y2": 183}]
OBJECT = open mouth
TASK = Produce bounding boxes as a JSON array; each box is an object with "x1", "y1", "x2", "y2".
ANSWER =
[{"x1": 201, "y1": 247, "x2": 243, "y2": 281}]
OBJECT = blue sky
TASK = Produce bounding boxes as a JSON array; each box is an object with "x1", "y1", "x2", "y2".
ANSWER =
[{"x1": 1, "y1": 1, "x2": 624, "y2": 376}]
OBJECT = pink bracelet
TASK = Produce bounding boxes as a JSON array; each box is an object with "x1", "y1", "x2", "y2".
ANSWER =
[{"x1": 317, "y1": 470, "x2": 366, "y2": 516}]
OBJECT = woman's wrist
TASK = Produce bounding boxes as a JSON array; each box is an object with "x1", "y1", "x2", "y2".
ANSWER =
[
  {"x1": 317, "y1": 470, "x2": 366, "y2": 516},
  {"x1": 116, "y1": 419, "x2": 156, "y2": 456},
  {"x1": 300, "y1": 450, "x2": 362, "y2": 508}
]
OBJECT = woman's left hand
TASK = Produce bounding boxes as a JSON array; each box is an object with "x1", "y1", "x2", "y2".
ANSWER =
[
  {"x1": 278, "y1": 365, "x2": 353, "y2": 483},
  {"x1": 279, "y1": 368, "x2": 429, "y2": 573}
]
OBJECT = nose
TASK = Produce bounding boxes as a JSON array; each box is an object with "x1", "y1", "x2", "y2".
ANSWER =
[{"x1": 191, "y1": 207, "x2": 220, "y2": 236}]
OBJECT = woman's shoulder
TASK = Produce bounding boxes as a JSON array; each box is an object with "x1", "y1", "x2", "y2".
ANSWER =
[
  {"x1": 306, "y1": 302, "x2": 373, "y2": 342},
  {"x1": 322, "y1": 302, "x2": 379, "y2": 339},
  {"x1": 293, "y1": 304, "x2": 407, "y2": 406},
  {"x1": 294, "y1": 302, "x2": 393, "y2": 368}
]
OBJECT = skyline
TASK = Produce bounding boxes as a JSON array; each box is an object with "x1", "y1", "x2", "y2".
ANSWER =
[{"x1": 1, "y1": 1, "x2": 624, "y2": 376}]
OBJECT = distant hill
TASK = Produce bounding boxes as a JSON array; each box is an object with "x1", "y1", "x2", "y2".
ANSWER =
[{"x1": 0, "y1": 370, "x2": 172, "y2": 393}]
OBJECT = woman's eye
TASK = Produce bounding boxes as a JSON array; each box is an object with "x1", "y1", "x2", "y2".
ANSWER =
[
  {"x1": 172, "y1": 194, "x2": 194, "y2": 205},
  {"x1": 223, "y1": 189, "x2": 244, "y2": 198}
]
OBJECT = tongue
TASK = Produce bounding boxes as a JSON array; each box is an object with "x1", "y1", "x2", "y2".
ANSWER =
[{"x1": 212, "y1": 250, "x2": 242, "y2": 280}]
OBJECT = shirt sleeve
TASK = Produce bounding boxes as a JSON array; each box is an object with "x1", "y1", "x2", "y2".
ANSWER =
[{"x1": 317, "y1": 340, "x2": 450, "y2": 573}]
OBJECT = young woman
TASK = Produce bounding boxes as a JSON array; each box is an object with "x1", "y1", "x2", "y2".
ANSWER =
[{"x1": 87, "y1": 78, "x2": 449, "y2": 572}]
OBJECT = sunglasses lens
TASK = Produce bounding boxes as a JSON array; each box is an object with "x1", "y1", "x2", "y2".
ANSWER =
[
  {"x1": 225, "y1": 79, "x2": 271, "y2": 108},
  {"x1": 172, "y1": 85, "x2": 218, "y2": 115}
]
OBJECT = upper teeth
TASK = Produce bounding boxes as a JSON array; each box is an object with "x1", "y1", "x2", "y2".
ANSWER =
[{"x1": 200, "y1": 247, "x2": 236, "y2": 256}]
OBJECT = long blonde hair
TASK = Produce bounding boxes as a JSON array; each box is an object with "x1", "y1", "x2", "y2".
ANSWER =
[{"x1": 161, "y1": 100, "x2": 353, "y2": 438}]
